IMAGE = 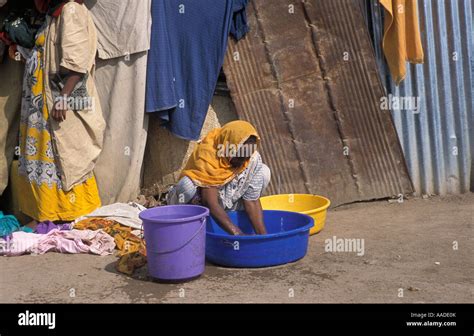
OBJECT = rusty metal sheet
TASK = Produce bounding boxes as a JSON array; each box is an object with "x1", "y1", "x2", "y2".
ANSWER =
[{"x1": 223, "y1": 0, "x2": 413, "y2": 206}]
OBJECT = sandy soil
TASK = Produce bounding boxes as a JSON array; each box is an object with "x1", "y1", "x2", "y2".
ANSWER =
[{"x1": 1, "y1": 193, "x2": 473, "y2": 303}]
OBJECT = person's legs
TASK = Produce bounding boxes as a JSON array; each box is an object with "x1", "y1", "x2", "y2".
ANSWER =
[{"x1": 167, "y1": 176, "x2": 198, "y2": 205}]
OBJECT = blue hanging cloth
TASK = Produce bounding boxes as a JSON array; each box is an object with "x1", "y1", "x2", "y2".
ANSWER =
[{"x1": 145, "y1": 0, "x2": 249, "y2": 141}]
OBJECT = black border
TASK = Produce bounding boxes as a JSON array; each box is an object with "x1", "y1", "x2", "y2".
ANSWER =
[{"x1": 0, "y1": 303, "x2": 472, "y2": 334}]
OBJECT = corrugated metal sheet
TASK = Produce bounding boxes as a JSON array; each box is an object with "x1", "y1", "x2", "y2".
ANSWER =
[
  {"x1": 223, "y1": 0, "x2": 413, "y2": 206},
  {"x1": 363, "y1": 0, "x2": 473, "y2": 195}
]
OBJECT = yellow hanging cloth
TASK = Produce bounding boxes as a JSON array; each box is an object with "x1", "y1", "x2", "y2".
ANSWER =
[{"x1": 380, "y1": 0, "x2": 424, "y2": 85}]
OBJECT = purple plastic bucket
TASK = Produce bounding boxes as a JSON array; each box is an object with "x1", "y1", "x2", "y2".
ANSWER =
[{"x1": 139, "y1": 205, "x2": 209, "y2": 281}]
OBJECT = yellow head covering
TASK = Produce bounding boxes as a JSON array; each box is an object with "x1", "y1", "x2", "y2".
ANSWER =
[{"x1": 181, "y1": 121, "x2": 260, "y2": 187}]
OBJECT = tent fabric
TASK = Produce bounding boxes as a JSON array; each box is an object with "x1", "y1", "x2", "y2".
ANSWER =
[
  {"x1": 85, "y1": 0, "x2": 151, "y2": 60},
  {"x1": 86, "y1": 0, "x2": 151, "y2": 204},
  {"x1": 0, "y1": 58, "x2": 23, "y2": 197}
]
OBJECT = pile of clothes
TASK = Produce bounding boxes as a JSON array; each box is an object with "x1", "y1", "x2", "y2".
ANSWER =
[
  {"x1": 0, "y1": 203, "x2": 149, "y2": 276},
  {"x1": 74, "y1": 218, "x2": 147, "y2": 275}
]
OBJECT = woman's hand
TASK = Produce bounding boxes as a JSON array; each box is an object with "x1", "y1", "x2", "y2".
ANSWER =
[
  {"x1": 201, "y1": 187, "x2": 243, "y2": 235},
  {"x1": 51, "y1": 70, "x2": 85, "y2": 122},
  {"x1": 51, "y1": 102, "x2": 67, "y2": 122},
  {"x1": 243, "y1": 199, "x2": 267, "y2": 235}
]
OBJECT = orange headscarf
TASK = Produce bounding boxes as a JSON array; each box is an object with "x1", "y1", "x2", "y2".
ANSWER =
[{"x1": 181, "y1": 121, "x2": 260, "y2": 187}]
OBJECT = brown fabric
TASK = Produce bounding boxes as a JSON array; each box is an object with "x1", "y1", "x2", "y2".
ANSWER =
[
  {"x1": 44, "y1": 2, "x2": 105, "y2": 191},
  {"x1": 116, "y1": 250, "x2": 147, "y2": 276},
  {"x1": 0, "y1": 58, "x2": 23, "y2": 196}
]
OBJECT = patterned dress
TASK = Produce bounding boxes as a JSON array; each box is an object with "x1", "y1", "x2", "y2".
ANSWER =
[{"x1": 18, "y1": 25, "x2": 101, "y2": 222}]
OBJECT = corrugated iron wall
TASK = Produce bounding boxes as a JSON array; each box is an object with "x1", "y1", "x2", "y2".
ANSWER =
[
  {"x1": 362, "y1": 0, "x2": 473, "y2": 196},
  {"x1": 223, "y1": 0, "x2": 414, "y2": 206}
]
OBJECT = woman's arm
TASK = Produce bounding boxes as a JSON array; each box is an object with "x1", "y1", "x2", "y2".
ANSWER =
[
  {"x1": 52, "y1": 1, "x2": 90, "y2": 122},
  {"x1": 243, "y1": 199, "x2": 267, "y2": 235},
  {"x1": 51, "y1": 70, "x2": 83, "y2": 122},
  {"x1": 201, "y1": 187, "x2": 243, "y2": 235}
]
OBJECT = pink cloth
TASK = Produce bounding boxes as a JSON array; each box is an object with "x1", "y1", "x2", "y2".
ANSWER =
[
  {"x1": 0, "y1": 229, "x2": 115, "y2": 256},
  {"x1": 0, "y1": 231, "x2": 42, "y2": 256}
]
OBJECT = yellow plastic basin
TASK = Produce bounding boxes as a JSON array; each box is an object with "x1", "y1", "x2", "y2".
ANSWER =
[{"x1": 260, "y1": 194, "x2": 331, "y2": 235}]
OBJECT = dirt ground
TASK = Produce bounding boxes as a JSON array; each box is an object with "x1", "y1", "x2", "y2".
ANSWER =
[{"x1": 1, "y1": 193, "x2": 473, "y2": 303}]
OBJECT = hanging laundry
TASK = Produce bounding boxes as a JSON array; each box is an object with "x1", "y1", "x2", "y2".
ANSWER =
[
  {"x1": 84, "y1": 0, "x2": 151, "y2": 205},
  {"x1": 145, "y1": 0, "x2": 249, "y2": 140},
  {"x1": 0, "y1": 229, "x2": 115, "y2": 256},
  {"x1": 380, "y1": 0, "x2": 424, "y2": 85}
]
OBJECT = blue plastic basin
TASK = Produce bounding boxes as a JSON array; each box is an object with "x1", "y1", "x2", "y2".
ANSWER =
[{"x1": 206, "y1": 210, "x2": 314, "y2": 268}]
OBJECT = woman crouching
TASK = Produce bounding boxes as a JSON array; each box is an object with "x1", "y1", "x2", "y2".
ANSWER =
[{"x1": 168, "y1": 121, "x2": 271, "y2": 236}]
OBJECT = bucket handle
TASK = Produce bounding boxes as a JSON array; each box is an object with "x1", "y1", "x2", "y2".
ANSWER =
[{"x1": 156, "y1": 217, "x2": 206, "y2": 255}]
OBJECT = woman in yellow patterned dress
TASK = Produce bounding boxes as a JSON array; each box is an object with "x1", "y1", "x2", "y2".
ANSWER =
[{"x1": 19, "y1": 0, "x2": 105, "y2": 226}]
